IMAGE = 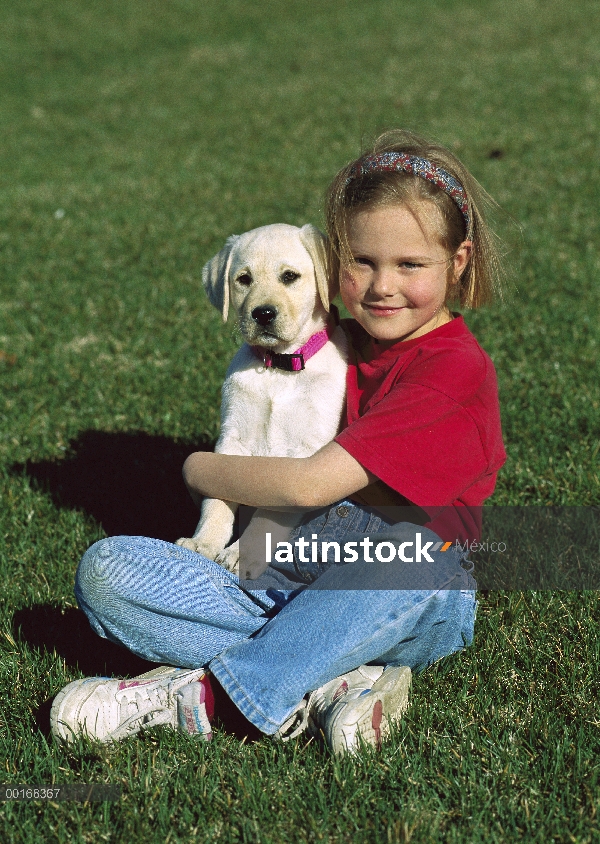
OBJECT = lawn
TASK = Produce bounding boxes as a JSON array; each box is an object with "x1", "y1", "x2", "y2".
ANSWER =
[{"x1": 0, "y1": 0, "x2": 599, "y2": 841}]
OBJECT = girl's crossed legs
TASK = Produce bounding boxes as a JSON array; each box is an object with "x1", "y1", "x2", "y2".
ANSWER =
[{"x1": 73, "y1": 502, "x2": 477, "y2": 735}]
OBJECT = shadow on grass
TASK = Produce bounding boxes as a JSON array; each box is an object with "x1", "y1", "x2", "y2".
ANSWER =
[
  {"x1": 13, "y1": 603, "x2": 155, "y2": 738},
  {"x1": 11, "y1": 430, "x2": 262, "y2": 742},
  {"x1": 13, "y1": 603, "x2": 261, "y2": 742},
  {"x1": 12, "y1": 429, "x2": 213, "y2": 542},
  {"x1": 13, "y1": 605, "x2": 155, "y2": 678}
]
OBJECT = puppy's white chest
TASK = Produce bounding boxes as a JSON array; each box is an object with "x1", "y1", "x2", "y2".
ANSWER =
[{"x1": 216, "y1": 335, "x2": 347, "y2": 458}]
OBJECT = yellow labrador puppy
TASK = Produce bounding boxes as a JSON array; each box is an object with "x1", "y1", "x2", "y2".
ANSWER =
[{"x1": 177, "y1": 224, "x2": 348, "y2": 577}]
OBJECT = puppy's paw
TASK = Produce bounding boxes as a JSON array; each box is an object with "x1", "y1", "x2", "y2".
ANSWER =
[
  {"x1": 176, "y1": 537, "x2": 223, "y2": 560},
  {"x1": 215, "y1": 542, "x2": 240, "y2": 576},
  {"x1": 219, "y1": 539, "x2": 270, "y2": 581},
  {"x1": 176, "y1": 536, "x2": 200, "y2": 552}
]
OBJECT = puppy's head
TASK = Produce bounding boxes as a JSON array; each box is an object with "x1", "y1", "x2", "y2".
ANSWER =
[{"x1": 202, "y1": 224, "x2": 337, "y2": 350}]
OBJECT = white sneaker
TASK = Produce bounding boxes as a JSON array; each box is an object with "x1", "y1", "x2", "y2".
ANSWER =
[
  {"x1": 276, "y1": 665, "x2": 411, "y2": 755},
  {"x1": 50, "y1": 665, "x2": 214, "y2": 744}
]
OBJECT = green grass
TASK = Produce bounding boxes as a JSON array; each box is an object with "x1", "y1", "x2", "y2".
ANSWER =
[{"x1": 0, "y1": 0, "x2": 599, "y2": 840}]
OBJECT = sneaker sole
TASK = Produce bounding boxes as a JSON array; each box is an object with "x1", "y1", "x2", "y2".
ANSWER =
[{"x1": 327, "y1": 666, "x2": 412, "y2": 754}]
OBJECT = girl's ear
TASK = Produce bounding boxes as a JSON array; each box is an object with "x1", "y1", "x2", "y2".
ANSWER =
[
  {"x1": 453, "y1": 240, "x2": 473, "y2": 281},
  {"x1": 202, "y1": 235, "x2": 240, "y2": 322},
  {"x1": 299, "y1": 224, "x2": 337, "y2": 312}
]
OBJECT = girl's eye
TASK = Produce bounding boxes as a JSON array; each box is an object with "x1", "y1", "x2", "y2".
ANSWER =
[
  {"x1": 236, "y1": 273, "x2": 252, "y2": 286},
  {"x1": 400, "y1": 262, "x2": 420, "y2": 270},
  {"x1": 281, "y1": 270, "x2": 300, "y2": 284},
  {"x1": 352, "y1": 257, "x2": 372, "y2": 267}
]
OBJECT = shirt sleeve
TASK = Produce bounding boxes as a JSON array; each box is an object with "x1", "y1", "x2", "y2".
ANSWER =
[{"x1": 335, "y1": 380, "x2": 489, "y2": 508}]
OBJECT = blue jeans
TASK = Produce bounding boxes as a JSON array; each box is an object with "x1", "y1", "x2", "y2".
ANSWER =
[{"x1": 75, "y1": 502, "x2": 477, "y2": 734}]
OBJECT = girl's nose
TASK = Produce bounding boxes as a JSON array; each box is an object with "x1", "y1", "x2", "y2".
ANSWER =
[{"x1": 369, "y1": 269, "x2": 397, "y2": 296}]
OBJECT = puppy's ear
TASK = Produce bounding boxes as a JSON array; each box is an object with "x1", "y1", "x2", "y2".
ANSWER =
[
  {"x1": 202, "y1": 235, "x2": 239, "y2": 322},
  {"x1": 299, "y1": 224, "x2": 337, "y2": 313}
]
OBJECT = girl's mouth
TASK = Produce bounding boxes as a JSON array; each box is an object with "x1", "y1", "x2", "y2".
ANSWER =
[{"x1": 364, "y1": 304, "x2": 405, "y2": 316}]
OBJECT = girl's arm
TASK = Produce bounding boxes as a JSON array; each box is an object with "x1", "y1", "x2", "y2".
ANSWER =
[{"x1": 182, "y1": 442, "x2": 377, "y2": 510}]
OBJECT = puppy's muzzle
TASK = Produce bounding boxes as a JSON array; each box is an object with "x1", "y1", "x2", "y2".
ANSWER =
[{"x1": 252, "y1": 305, "x2": 278, "y2": 327}]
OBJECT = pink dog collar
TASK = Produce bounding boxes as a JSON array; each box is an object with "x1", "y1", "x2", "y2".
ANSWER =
[{"x1": 252, "y1": 309, "x2": 338, "y2": 372}]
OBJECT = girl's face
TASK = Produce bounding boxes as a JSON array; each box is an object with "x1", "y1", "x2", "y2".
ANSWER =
[{"x1": 340, "y1": 202, "x2": 471, "y2": 348}]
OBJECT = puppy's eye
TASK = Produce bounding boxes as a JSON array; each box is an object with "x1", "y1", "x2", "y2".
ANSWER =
[
  {"x1": 236, "y1": 273, "x2": 252, "y2": 286},
  {"x1": 281, "y1": 270, "x2": 300, "y2": 284}
]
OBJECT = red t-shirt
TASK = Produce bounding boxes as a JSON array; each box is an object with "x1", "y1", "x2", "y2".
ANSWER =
[{"x1": 335, "y1": 315, "x2": 506, "y2": 543}]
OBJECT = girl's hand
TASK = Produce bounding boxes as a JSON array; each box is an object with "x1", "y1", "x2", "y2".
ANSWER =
[{"x1": 234, "y1": 509, "x2": 302, "y2": 580}]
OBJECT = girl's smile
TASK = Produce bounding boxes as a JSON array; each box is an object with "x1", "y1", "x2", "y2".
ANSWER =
[{"x1": 340, "y1": 203, "x2": 471, "y2": 348}]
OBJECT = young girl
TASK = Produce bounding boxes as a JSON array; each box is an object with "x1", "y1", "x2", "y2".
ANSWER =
[{"x1": 51, "y1": 130, "x2": 506, "y2": 755}]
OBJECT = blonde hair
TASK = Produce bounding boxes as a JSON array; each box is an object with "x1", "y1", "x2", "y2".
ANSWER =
[{"x1": 325, "y1": 129, "x2": 504, "y2": 308}]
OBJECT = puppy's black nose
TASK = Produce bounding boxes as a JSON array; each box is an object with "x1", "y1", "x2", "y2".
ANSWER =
[{"x1": 252, "y1": 306, "x2": 277, "y2": 326}]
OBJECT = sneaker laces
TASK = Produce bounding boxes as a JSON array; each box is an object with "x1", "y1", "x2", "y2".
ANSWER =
[
  {"x1": 274, "y1": 685, "x2": 341, "y2": 742},
  {"x1": 274, "y1": 694, "x2": 311, "y2": 742},
  {"x1": 110, "y1": 686, "x2": 173, "y2": 742},
  {"x1": 273, "y1": 667, "x2": 383, "y2": 743}
]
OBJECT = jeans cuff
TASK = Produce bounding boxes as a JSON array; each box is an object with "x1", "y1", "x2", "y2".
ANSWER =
[{"x1": 208, "y1": 657, "x2": 291, "y2": 735}]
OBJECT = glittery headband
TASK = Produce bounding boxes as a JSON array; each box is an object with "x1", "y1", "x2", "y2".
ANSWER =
[{"x1": 346, "y1": 152, "x2": 471, "y2": 235}]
